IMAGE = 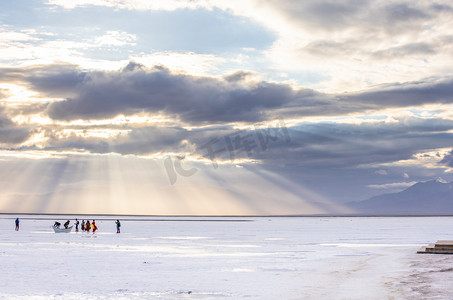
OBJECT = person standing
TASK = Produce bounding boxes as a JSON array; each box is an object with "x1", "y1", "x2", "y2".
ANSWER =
[
  {"x1": 81, "y1": 220, "x2": 85, "y2": 231},
  {"x1": 86, "y1": 220, "x2": 91, "y2": 232},
  {"x1": 92, "y1": 220, "x2": 98, "y2": 233},
  {"x1": 115, "y1": 220, "x2": 121, "y2": 233},
  {"x1": 15, "y1": 218, "x2": 19, "y2": 231},
  {"x1": 75, "y1": 219, "x2": 80, "y2": 232}
]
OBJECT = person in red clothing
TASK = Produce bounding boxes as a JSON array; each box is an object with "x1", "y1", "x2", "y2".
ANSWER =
[
  {"x1": 86, "y1": 220, "x2": 91, "y2": 232},
  {"x1": 92, "y1": 220, "x2": 98, "y2": 233}
]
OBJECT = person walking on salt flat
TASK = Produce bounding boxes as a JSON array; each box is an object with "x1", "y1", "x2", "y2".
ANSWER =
[
  {"x1": 75, "y1": 219, "x2": 80, "y2": 232},
  {"x1": 86, "y1": 220, "x2": 91, "y2": 232},
  {"x1": 15, "y1": 218, "x2": 19, "y2": 231},
  {"x1": 81, "y1": 220, "x2": 85, "y2": 231}
]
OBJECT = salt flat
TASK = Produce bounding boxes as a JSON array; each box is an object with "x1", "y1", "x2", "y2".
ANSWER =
[{"x1": 1, "y1": 216, "x2": 453, "y2": 299}]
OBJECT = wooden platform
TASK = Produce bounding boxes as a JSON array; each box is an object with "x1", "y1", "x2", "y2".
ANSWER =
[{"x1": 417, "y1": 241, "x2": 453, "y2": 254}]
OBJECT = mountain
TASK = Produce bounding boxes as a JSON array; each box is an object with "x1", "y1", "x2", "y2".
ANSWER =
[{"x1": 349, "y1": 179, "x2": 453, "y2": 215}]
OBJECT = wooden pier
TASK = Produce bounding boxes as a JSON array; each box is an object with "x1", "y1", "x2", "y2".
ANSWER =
[{"x1": 417, "y1": 240, "x2": 453, "y2": 254}]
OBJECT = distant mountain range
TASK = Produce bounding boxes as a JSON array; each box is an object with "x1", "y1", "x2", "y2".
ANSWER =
[{"x1": 349, "y1": 179, "x2": 453, "y2": 215}]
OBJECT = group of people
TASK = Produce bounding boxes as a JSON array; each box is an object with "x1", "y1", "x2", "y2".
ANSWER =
[
  {"x1": 74, "y1": 219, "x2": 98, "y2": 233},
  {"x1": 15, "y1": 217, "x2": 121, "y2": 233},
  {"x1": 55, "y1": 219, "x2": 120, "y2": 233}
]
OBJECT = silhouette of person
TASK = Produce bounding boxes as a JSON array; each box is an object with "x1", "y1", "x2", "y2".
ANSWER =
[{"x1": 15, "y1": 218, "x2": 19, "y2": 231}]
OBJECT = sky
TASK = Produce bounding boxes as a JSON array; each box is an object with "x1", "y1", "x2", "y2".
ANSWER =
[{"x1": 1, "y1": 0, "x2": 453, "y2": 215}]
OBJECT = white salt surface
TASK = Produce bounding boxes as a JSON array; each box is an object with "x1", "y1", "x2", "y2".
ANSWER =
[{"x1": 1, "y1": 216, "x2": 453, "y2": 299}]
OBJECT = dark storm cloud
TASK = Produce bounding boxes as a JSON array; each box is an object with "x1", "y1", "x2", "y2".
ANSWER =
[
  {"x1": 1, "y1": 63, "x2": 453, "y2": 125},
  {"x1": 39, "y1": 63, "x2": 296, "y2": 123},
  {"x1": 2, "y1": 63, "x2": 453, "y2": 124}
]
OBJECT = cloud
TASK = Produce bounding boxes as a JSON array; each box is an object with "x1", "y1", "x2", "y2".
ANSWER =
[
  {"x1": 367, "y1": 181, "x2": 418, "y2": 189},
  {"x1": 7, "y1": 103, "x2": 49, "y2": 118},
  {"x1": 375, "y1": 169, "x2": 388, "y2": 175},
  {"x1": 93, "y1": 30, "x2": 136, "y2": 47},
  {"x1": 36, "y1": 63, "x2": 296, "y2": 123},
  {"x1": 5, "y1": 0, "x2": 453, "y2": 93},
  {"x1": 261, "y1": 1, "x2": 439, "y2": 36},
  {"x1": 255, "y1": 0, "x2": 453, "y2": 91},
  {"x1": 2, "y1": 0, "x2": 453, "y2": 211},
  {"x1": 371, "y1": 42, "x2": 436, "y2": 60},
  {"x1": 223, "y1": 71, "x2": 258, "y2": 82},
  {"x1": 342, "y1": 79, "x2": 453, "y2": 108},
  {"x1": 0, "y1": 89, "x2": 8, "y2": 99},
  {"x1": 0, "y1": 26, "x2": 135, "y2": 70},
  {"x1": 2, "y1": 63, "x2": 453, "y2": 126},
  {"x1": 263, "y1": 0, "x2": 365, "y2": 32},
  {"x1": 440, "y1": 150, "x2": 453, "y2": 167},
  {"x1": 130, "y1": 51, "x2": 226, "y2": 76},
  {"x1": 0, "y1": 63, "x2": 86, "y2": 98},
  {"x1": 2, "y1": 62, "x2": 453, "y2": 179},
  {"x1": 0, "y1": 107, "x2": 32, "y2": 145},
  {"x1": 45, "y1": 0, "x2": 211, "y2": 11},
  {"x1": 269, "y1": 120, "x2": 453, "y2": 168},
  {"x1": 13, "y1": 114, "x2": 453, "y2": 176}
]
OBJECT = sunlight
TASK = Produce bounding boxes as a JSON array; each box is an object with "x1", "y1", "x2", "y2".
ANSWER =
[{"x1": 0, "y1": 150, "x2": 351, "y2": 215}]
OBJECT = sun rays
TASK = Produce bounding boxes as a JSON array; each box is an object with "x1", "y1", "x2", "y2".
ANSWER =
[{"x1": 0, "y1": 147, "x2": 347, "y2": 215}]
